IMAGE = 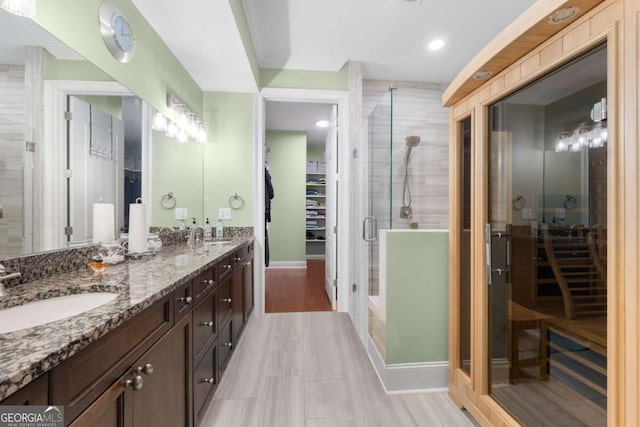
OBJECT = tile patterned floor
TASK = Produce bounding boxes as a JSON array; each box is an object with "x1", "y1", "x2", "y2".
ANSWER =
[{"x1": 203, "y1": 312, "x2": 476, "y2": 426}]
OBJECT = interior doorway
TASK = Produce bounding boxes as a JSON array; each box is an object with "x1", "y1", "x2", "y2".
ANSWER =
[{"x1": 263, "y1": 100, "x2": 337, "y2": 313}]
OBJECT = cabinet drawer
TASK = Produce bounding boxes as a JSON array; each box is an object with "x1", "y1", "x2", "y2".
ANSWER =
[
  {"x1": 216, "y1": 277, "x2": 233, "y2": 329},
  {"x1": 218, "y1": 320, "x2": 233, "y2": 376},
  {"x1": 174, "y1": 281, "x2": 193, "y2": 321},
  {"x1": 193, "y1": 294, "x2": 216, "y2": 360},
  {"x1": 234, "y1": 243, "x2": 252, "y2": 264},
  {"x1": 216, "y1": 256, "x2": 233, "y2": 282},
  {"x1": 192, "y1": 268, "x2": 215, "y2": 302},
  {"x1": 193, "y1": 343, "x2": 217, "y2": 425}
]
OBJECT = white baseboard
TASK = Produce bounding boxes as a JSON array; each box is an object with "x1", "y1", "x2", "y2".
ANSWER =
[
  {"x1": 367, "y1": 336, "x2": 449, "y2": 393},
  {"x1": 267, "y1": 261, "x2": 307, "y2": 269},
  {"x1": 305, "y1": 254, "x2": 326, "y2": 260}
]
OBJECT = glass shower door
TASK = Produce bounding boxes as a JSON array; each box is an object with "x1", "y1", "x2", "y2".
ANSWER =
[{"x1": 361, "y1": 90, "x2": 393, "y2": 358}]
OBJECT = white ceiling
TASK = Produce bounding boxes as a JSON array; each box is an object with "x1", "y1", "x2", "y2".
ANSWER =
[
  {"x1": 132, "y1": 0, "x2": 537, "y2": 92},
  {"x1": 129, "y1": 0, "x2": 538, "y2": 146},
  {"x1": 242, "y1": 0, "x2": 536, "y2": 83},
  {"x1": 130, "y1": 0, "x2": 258, "y2": 92},
  {"x1": 266, "y1": 102, "x2": 333, "y2": 146},
  {"x1": 0, "y1": 10, "x2": 82, "y2": 65}
]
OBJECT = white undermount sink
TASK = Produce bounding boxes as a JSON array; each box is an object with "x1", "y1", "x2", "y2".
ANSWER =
[{"x1": 0, "y1": 292, "x2": 119, "y2": 334}]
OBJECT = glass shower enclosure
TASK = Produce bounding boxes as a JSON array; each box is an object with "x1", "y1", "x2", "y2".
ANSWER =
[{"x1": 359, "y1": 86, "x2": 442, "y2": 359}]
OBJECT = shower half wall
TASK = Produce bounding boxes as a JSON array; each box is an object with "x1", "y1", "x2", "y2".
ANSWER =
[{"x1": 359, "y1": 82, "x2": 450, "y2": 390}]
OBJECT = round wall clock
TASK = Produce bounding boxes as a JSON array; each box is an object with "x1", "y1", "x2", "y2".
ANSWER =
[{"x1": 99, "y1": 2, "x2": 136, "y2": 63}]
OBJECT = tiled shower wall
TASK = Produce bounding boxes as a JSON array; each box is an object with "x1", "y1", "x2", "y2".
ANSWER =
[
  {"x1": 0, "y1": 65, "x2": 25, "y2": 258},
  {"x1": 363, "y1": 81, "x2": 450, "y2": 230}
]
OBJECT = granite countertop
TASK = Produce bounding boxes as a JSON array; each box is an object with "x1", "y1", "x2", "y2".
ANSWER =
[{"x1": 0, "y1": 236, "x2": 253, "y2": 400}]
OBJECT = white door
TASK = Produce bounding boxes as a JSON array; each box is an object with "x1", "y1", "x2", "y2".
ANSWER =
[
  {"x1": 68, "y1": 96, "x2": 123, "y2": 244},
  {"x1": 325, "y1": 105, "x2": 338, "y2": 309}
]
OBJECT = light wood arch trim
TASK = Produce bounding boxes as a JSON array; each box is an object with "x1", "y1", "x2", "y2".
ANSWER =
[{"x1": 443, "y1": 0, "x2": 606, "y2": 107}]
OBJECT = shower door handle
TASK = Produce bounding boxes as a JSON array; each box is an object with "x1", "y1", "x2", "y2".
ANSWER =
[
  {"x1": 0, "y1": 204, "x2": 3, "y2": 219},
  {"x1": 486, "y1": 223, "x2": 512, "y2": 286},
  {"x1": 362, "y1": 216, "x2": 378, "y2": 242}
]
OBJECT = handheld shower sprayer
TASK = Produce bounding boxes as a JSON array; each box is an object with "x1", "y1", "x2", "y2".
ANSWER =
[{"x1": 401, "y1": 135, "x2": 421, "y2": 225}]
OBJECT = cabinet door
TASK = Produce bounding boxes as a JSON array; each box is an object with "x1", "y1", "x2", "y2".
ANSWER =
[
  {"x1": 231, "y1": 266, "x2": 244, "y2": 343},
  {"x1": 132, "y1": 316, "x2": 192, "y2": 427},
  {"x1": 243, "y1": 257, "x2": 254, "y2": 321},
  {"x1": 69, "y1": 372, "x2": 132, "y2": 427}
]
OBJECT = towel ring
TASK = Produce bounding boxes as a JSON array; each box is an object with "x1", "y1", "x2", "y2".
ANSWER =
[
  {"x1": 564, "y1": 195, "x2": 577, "y2": 210},
  {"x1": 160, "y1": 192, "x2": 176, "y2": 209},
  {"x1": 229, "y1": 193, "x2": 245, "y2": 210},
  {"x1": 512, "y1": 194, "x2": 526, "y2": 211}
]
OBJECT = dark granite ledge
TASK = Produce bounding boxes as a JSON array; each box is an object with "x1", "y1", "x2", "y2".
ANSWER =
[{"x1": 0, "y1": 235, "x2": 254, "y2": 401}]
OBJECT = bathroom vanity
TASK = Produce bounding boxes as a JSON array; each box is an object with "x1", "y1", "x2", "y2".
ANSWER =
[{"x1": 0, "y1": 237, "x2": 254, "y2": 426}]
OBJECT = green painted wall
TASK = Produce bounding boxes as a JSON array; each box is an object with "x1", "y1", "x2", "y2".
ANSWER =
[
  {"x1": 267, "y1": 131, "x2": 306, "y2": 262},
  {"x1": 151, "y1": 130, "x2": 204, "y2": 227},
  {"x1": 261, "y1": 65, "x2": 349, "y2": 91},
  {"x1": 385, "y1": 230, "x2": 449, "y2": 364},
  {"x1": 75, "y1": 96, "x2": 123, "y2": 119},
  {"x1": 307, "y1": 145, "x2": 324, "y2": 162},
  {"x1": 33, "y1": 0, "x2": 202, "y2": 117},
  {"x1": 202, "y1": 92, "x2": 255, "y2": 226}
]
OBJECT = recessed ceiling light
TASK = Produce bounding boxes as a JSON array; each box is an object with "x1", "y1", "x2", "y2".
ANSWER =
[
  {"x1": 428, "y1": 39, "x2": 445, "y2": 51},
  {"x1": 472, "y1": 70, "x2": 492, "y2": 80},
  {"x1": 548, "y1": 6, "x2": 580, "y2": 24},
  {"x1": 315, "y1": 120, "x2": 329, "y2": 128}
]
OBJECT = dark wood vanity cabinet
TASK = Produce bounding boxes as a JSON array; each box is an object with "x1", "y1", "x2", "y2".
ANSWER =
[
  {"x1": 70, "y1": 315, "x2": 192, "y2": 427},
  {"x1": 1, "y1": 242, "x2": 254, "y2": 427}
]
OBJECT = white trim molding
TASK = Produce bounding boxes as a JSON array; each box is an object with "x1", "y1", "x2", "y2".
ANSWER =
[
  {"x1": 254, "y1": 88, "x2": 351, "y2": 316},
  {"x1": 42, "y1": 80, "x2": 134, "y2": 251},
  {"x1": 267, "y1": 261, "x2": 307, "y2": 269},
  {"x1": 367, "y1": 336, "x2": 449, "y2": 393}
]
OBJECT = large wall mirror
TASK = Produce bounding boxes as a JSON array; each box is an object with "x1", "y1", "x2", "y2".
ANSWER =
[{"x1": 0, "y1": 10, "x2": 204, "y2": 259}]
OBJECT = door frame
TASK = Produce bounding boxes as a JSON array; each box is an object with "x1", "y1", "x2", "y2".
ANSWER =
[
  {"x1": 42, "y1": 80, "x2": 150, "y2": 251},
  {"x1": 253, "y1": 88, "x2": 350, "y2": 317}
]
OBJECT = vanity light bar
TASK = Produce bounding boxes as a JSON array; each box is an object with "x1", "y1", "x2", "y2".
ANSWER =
[{"x1": 151, "y1": 94, "x2": 207, "y2": 143}]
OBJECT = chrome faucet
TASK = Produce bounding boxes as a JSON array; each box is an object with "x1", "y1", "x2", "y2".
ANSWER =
[
  {"x1": 0, "y1": 264, "x2": 22, "y2": 297},
  {"x1": 188, "y1": 226, "x2": 205, "y2": 249}
]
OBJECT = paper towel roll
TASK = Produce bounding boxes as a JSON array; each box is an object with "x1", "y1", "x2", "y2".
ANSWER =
[
  {"x1": 129, "y1": 203, "x2": 148, "y2": 254},
  {"x1": 93, "y1": 203, "x2": 115, "y2": 244}
]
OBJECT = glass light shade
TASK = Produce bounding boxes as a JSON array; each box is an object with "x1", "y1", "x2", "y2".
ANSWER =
[
  {"x1": 1, "y1": 0, "x2": 36, "y2": 17},
  {"x1": 555, "y1": 140, "x2": 568, "y2": 152},
  {"x1": 197, "y1": 125, "x2": 207, "y2": 143},
  {"x1": 177, "y1": 110, "x2": 189, "y2": 131},
  {"x1": 152, "y1": 112, "x2": 167, "y2": 131},
  {"x1": 176, "y1": 129, "x2": 188, "y2": 143},
  {"x1": 166, "y1": 121, "x2": 177, "y2": 138},
  {"x1": 188, "y1": 118, "x2": 199, "y2": 138}
]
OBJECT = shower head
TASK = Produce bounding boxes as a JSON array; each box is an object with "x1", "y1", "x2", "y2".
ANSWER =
[{"x1": 405, "y1": 135, "x2": 421, "y2": 148}]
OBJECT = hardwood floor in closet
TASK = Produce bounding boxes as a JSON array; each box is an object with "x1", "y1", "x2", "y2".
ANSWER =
[{"x1": 265, "y1": 260, "x2": 331, "y2": 313}]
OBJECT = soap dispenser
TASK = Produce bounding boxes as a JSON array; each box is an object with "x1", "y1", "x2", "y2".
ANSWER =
[
  {"x1": 204, "y1": 218, "x2": 212, "y2": 241},
  {"x1": 216, "y1": 219, "x2": 224, "y2": 239}
]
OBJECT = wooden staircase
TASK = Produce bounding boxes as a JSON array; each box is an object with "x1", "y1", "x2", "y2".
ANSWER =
[{"x1": 543, "y1": 233, "x2": 607, "y2": 319}]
